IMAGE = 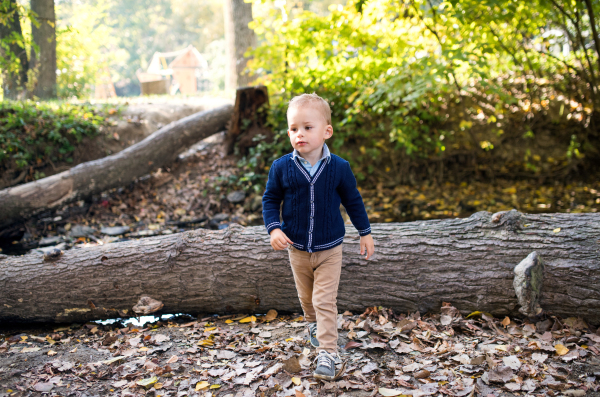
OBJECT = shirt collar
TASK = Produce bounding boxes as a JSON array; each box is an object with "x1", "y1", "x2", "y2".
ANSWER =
[{"x1": 292, "y1": 142, "x2": 331, "y2": 164}]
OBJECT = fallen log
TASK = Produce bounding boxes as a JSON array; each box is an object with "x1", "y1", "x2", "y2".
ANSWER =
[
  {"x1": 1, "y1": 210, "x2": 599, "y2": 324},
  {"x1": 0, "y1": 104, "x2": 233, "y2": 230}
]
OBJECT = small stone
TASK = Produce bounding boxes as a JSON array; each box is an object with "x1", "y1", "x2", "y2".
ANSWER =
[
  {"x1": 70, "y1": 225, "x2": 96, "y2": 237},
  {"x1": 227, "y1": 190, "x2": 246, "y2": 203},
  {"x1": 250, "y1": 196, "x2": 262, "y2": 212},
  {"x1": 100, "y1": 226, "x2": 130, "y2": 236},
  {"x1": 39, "y1": 236, "x2": 61, "y2": 246}
]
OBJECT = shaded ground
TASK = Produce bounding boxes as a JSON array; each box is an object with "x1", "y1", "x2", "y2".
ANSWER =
[{"x1": 1, "y1": 305, "x2": 599, "y2": 397}]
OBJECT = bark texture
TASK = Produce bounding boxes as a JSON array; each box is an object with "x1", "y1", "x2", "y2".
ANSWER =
[
  {"x1": 1, "y1": 211, "x2": 599, "y2": 324},
  {"x1": 0, "y1": 104, "x2": 233, "y2": 230},
  {"x1": 0, "y1": 0, "x2": 29, "y2": 98},
  {"x1": 224, "y1": 0, "x2": 256, "y2": 90},
  {"x1": 30, "y1": 0, "x2": 56, "y2": 99}
]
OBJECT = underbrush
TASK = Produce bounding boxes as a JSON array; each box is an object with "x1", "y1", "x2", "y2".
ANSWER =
[{"x1": 0, "y1": 100, "x2": 119, "y2": 187}]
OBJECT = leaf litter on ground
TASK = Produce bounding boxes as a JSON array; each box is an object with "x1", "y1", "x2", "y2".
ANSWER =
[{"x1": 1, "y1": 303, "x2": 599, "y2": 396}]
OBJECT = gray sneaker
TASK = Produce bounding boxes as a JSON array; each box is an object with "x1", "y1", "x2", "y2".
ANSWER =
[
  {"x1": 313, "y1": 350, "x2": 338, "y2": 381},
  {"x1": 307, "y1": 322, "x2": 319, "y2": 347}
]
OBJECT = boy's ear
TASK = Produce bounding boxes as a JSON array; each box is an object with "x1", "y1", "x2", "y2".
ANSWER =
[
  {"x1": 287, "y1": 129, "x2": 291, "y2": 137},
  {"x1": 326, "y1": 125, "x2": 333, "y2": 138}
]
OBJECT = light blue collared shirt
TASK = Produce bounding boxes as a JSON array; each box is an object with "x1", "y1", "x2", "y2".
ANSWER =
[{"x1": 292, "y1": 143, "x2": 331, "y2": 176}]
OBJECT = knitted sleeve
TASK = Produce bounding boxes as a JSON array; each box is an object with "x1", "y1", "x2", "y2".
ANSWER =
[
  {"x1": 262, "y1": 161, "x2": 283, "y2": 234},
  {"x1": 338, "y1": 161, "x2": 371, "y2": 236}
]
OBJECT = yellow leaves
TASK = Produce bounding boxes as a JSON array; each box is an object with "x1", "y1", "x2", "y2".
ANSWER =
[
  {"x1": 239, "y1": 316, "x2": 256, "y2": 324},
  {"x1": 47, "y1": 350, "x2": 58, "y2": 356},
  {"x1": 291, "y1": 377, "x2": 302, "y2": 386},
  {"x1": 501, "y1": 317, "x2": 511, "y2": 327},
  {"x1": 137, "y1": 376, "x2": 158, "y2": 388},
  {"x1": 198, "y1": 339, "x2": 214, "y2": 347},
  {"x1": 466, "y1": 311, "x2": 493, "y2": 319},
  {"x1": 195, "y1": 381, "x2": 209, "y2": 391},
  {"x1": 459, "y1": 120, "x2": 473, "y2": 130},
  {"x1": 225, "y1": 319, "x2": 233, "y2": 324},
  {"x1": 554, "y1": 344, "x2": 569, "y2": 356},
  {"x1": 204, "y1": 327, "x2": 217, "y2": 332},
  {"x1": 553, "y1": 228, "x2": 561, "y2": 233},
  {"x1": 210, "y1": 384, "x2": 221, "y2": 389}
]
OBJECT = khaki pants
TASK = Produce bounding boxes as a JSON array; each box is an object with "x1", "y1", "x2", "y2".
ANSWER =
[{"x1": 287, "y1": 244, "x2": 343, "y2": 352}]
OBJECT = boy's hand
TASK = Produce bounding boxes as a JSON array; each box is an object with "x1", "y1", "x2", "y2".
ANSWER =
[
  {"x1": 360, "y1": 234, "x2": 375, "y2": 260},
  {"x1": 270, "y1": 229, "x2": 293, "y2": 250}
]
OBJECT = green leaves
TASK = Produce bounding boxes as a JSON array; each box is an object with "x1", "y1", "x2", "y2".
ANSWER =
[{"x1": 0, "y1": 101, "x2": 113, "y2": 179}]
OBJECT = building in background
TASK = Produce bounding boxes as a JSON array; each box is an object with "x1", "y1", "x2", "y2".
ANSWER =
[{"x1": 136, "y1": 45, "x2": 210, "y2": 95}]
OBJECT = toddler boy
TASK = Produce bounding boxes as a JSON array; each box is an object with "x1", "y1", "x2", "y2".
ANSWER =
[{"x1": 262, "y1": 93, "x2": 374, "y2": 380}]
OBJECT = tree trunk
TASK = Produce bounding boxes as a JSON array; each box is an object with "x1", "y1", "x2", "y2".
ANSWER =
[
  {"x1": 30, "y1": 0, "x2": 56, "y2": 99},
  {"x1": 1, "y1": 211, "x2": 599, "y2": 324},
  {"x1": 0, "y1": 0, "x2": 28, "y2": 98},
  {"x1": 224, "y1": 0, "x2": 256, "y2": 90},
  {"x1": 0, "y1": 104, "x2": 233, "y2": 231}
]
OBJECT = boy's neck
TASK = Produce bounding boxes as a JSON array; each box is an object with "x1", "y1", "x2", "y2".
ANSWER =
[{"x1": 298, "y1": 145, "x2": 324, "y2": 167}]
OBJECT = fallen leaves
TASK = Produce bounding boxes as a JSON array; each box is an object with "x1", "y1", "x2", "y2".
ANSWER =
[
  {"x1": 554, "y1": 343, "x2": 569, "y2": 355},
  {"x1": 1, "y1": 304, "x2": 598, "y2": 397}
]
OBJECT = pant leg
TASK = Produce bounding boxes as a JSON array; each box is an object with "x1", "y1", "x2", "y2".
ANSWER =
[
  {"x1": 287, "y1": 245, "x2": 317, "y2": 322},
  {"x1": 312, "y1": 244, "x2": 343, "y2": 353}
]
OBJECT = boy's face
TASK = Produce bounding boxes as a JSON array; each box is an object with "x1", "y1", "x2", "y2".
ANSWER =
[{"x1": 287, "y1": 105, "x2": 333, "y2": 158}]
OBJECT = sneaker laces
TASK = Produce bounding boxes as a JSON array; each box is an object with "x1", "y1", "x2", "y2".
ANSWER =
[{"x1": 315, "y1": 350, "x2": 336, "y2": 369}]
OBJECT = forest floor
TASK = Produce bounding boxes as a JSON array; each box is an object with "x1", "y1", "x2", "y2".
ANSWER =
[{"x1": 1, "y1": 305, "x2": 599, "y2": 397}]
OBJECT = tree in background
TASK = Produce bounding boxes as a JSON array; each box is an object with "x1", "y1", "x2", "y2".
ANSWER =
[
  {"x1": 30, "y1": 0, "x2": 56, "y2": 99},
  {"x1": 0, "y1": 0, "x2": 29, "y2": 99},
  {"x1": 224, "y1": 0, "x2": 256, "y2": 89},
  {"x1": 245, "y1": 0, "x2": 600, "y2": 184}
]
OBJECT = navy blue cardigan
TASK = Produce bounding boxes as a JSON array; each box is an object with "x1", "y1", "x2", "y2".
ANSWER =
[{"x1": 262, "y1": 152, "x2": 371, "y2": 252}]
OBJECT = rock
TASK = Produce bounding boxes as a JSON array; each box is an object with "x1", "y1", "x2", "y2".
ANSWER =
[
  {"x1": 213, "y1": 213, "x2": 230, "y2": 222},
  {"x1": 250, "y1": 195, "x2": 262, "y2": 212},
  {"x1": 100, "y1": 226, "x2": 130, "y2": 236},
  {"x1": 513, "y1": 251, "x2": 544, "y2": 317},
  {"x1": 39, "y1": 236, "x2": 62, "y2": 246},
  {"x1": 227, "y1": 190, "x2": 246, "y2": 203},
  {"x1": 42, "y1": 247, "x2": 64, "y2": 261},
  {"x1": 209, "y1": 213, "x2": 230, "y2": 229},
  {"x1": 70, "y1": 225, "x2": 96, "y2": 238}
]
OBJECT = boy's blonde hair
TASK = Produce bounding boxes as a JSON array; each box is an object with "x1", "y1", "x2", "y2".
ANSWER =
[{"x1": 287, "y1": 93, "x2": 332, "y2": 125}]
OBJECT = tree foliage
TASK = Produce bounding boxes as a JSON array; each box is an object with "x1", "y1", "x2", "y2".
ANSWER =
[{"x1": 245, "y1": 0, "x2": 600, "y2": 187}]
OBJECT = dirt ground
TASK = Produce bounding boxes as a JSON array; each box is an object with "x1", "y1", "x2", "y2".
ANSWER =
[{"x1": 1, "y1": 305, "x2": 599, "y2": 397}]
